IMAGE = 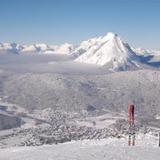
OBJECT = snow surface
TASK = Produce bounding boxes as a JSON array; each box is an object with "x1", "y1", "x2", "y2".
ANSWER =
[{"x1": 0, "y1": 135, "x2": 160, "y2": 160}]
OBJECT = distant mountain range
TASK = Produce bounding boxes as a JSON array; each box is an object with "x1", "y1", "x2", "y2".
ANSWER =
[
  {"x1": 0, "y1": 32, "x2": 160, "y2": 71},
  {"x1": 0, "y1": 42, "x2": 75, "y2": 55}
]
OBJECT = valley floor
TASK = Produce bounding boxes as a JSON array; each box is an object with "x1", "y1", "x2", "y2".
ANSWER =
[{"x1": 0, "y1": 135, "x2": 160, "y2": 160}]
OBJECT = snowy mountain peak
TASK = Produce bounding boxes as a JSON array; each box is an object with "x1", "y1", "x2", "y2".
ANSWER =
[
  {"x1": 75, "y1": 32, "x2": 138, "y2": 70},
  {"x1": 103, "y1": 32, "x2": 118, "y2": 40}
]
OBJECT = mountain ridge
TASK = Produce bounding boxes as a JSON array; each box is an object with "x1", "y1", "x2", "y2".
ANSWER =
[{"x1": 0, "y1": 32, "x2": 160, "y2": 71}]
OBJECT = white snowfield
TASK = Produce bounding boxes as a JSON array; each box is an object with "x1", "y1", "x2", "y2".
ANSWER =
[{"x1": 0, "y1": 134, "x2": 160, "y2": 160}]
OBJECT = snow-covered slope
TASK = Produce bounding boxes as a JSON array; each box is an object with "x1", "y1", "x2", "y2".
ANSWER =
[
  {"x1": 0, "y1": 135, "x2": 160, "y2": 160},
  {"x1": 133, "y1": 48, "x2": 160, "y2": 64},
  {"x1": 71, "y1": 36, "x2": 103, "y2": 57},
  {"x1": 3, "y1": 70, "x2": 160, "y2": 122},
  {"x1": 75, "y1": 32, "x2": 139, "y2": 70}
]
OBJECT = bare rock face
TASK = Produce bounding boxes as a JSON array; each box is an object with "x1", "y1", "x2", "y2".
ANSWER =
[{"x1": 0, "y1": 114, "x2": 22, "y2": 130}]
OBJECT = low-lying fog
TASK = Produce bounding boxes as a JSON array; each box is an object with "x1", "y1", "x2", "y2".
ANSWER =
[{"x1": 0, "y1": 54, "x2": 107, "y2": 74}]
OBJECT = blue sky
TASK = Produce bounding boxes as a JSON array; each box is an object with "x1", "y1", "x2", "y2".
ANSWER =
[{"x1": 0, "y1": 0, "x2": 160, "y2": 49}]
